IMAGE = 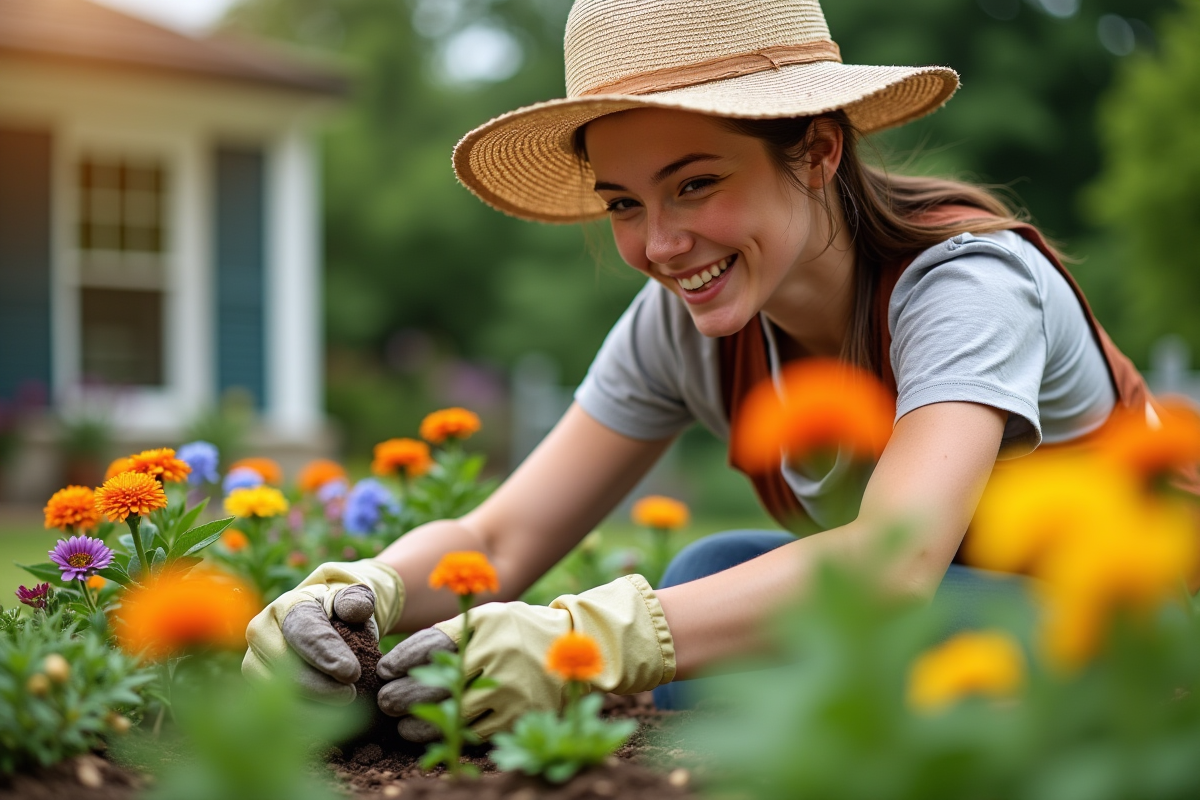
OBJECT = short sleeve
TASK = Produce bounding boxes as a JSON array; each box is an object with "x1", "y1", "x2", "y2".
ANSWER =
[
  {"x1": 574, "y1": 282, "x2": 699, "y2": 441},
  {"x1": 888, "y1": 233, "x2": 1047, "y2": 455}
]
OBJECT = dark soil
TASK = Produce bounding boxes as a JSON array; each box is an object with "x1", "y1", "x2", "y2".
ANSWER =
[
  {"x1": 0, "y1": 754, "x2": 144, "y2": 800},
  {"x1": 333, "y1": 617, "x2": 386, "y2": 715}
]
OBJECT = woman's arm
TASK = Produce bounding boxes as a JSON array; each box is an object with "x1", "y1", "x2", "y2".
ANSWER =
[
  {"x1": 378, "y1": 403, "x2": 674, "y2": 632},
  {"x1": 658, "y1": 400, "x2": 1008, "y2": 679}
]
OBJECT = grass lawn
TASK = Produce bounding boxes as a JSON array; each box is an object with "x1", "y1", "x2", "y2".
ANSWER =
[{"x1": 0, "y1": 520, "x2": 60, "y2": 606}]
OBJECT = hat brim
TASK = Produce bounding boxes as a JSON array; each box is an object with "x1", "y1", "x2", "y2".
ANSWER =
[{"x1": 453, "y1": 61, "x2": 959, "y2": 224}]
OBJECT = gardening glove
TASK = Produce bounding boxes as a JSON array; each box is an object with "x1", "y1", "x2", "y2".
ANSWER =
[
  {"x1": 242, "y1": 560, "x2": 405, "y2": 704},
  {"x1": 375, "y1": 574, "x2": 674, "y2": 742}
]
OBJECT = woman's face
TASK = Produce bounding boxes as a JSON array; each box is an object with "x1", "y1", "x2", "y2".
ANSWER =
[{"x1": 584, "y1": 108, "x2": 836, "y2": 338}]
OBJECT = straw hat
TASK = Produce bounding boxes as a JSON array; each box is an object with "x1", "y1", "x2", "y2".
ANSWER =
[{"x1": 453, "y1": 0, "x2": 959, "y2": 224}]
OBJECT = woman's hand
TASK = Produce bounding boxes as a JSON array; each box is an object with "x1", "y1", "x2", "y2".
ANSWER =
[{"x1": 373, "y1": 575, "x2": 676, "y2": 741}]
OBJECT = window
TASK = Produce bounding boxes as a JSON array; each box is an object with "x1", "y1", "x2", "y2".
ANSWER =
[{"x1": 75, "y1": 155, "x2": 167, "y2": 387}]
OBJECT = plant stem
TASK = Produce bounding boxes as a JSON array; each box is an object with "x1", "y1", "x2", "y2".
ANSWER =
[
  {"x1": 567, "y1": 680, "x2": 582, "y2": 739},
  {"x1": 76, "y1": 578, "x2": 96, "y2": 613},
  {"x1": 128, "y1": 516, "x2": 150, "y2": 582},
  {"x1": 447, "y1": 594, "x2": 473, "y2": 778}
]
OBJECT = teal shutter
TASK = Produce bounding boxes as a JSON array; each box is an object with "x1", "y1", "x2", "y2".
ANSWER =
[
  {"x1": 214, "y1": 146, "x2": 266, "y2": 408},
  {"x1": 0, "y1": 128, "x2": 53, "y2": 401}
]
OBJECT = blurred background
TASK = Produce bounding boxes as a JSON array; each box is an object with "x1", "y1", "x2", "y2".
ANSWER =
[{"x1": 1, "y1": 0, "x2": 1199, "y2": 530}]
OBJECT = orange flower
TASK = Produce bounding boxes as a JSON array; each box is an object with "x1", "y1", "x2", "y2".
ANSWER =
[
  {"x1": 86, "y1": 575, "x2": 107, "y2": 590},
  {"x1": 229, "y1": 457, "x2": 283, "y2": 486},
  {"x1": 419, "y1": 408, "x2": 482, "y2": 445},
  {"x1": 631, "y1": 496, "x2": 690, "y2": 530},
  {"x1": 429, "y1": 551, "x2": 499, "y2": 596},
  {"x1": 221, "y1": 528, "x2": 249, "y2": 552},
  {"x1": 1094, "y1": 400, "x2": 1200, "y2": 484},
  {"x1": 104, "y1": 457, "x2": 135, "y2": 481},
  {"x1": 114, "y1": 568, "x2": 260, "y2": 660},
  {"x1": 43, "y1": 486, "x2": 101, "y2": 531},
  {"x1": 128, "y1": 448, "x2": 191, "y2": 483},
  {"x1": 94, "y1": 471, "x2": 168, "y2": 522},
  {"x1": 372, "y1": 438, "x2": 433, "y2": 479},
  {"x1": 907, "y1": 630, "x2": 1025, "y2": 712},
  {"x1": 298, "y1": 459, "x2": 347, "y2": 493},
  {"x1": 731, "y1": 358, "x2": 894, "y2": 473},
  {"x1": 546, "y1": 631, "x2": 605, "y2": 683}
]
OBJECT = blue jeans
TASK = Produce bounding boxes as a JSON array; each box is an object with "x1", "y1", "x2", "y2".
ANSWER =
[{"x1": 651, "y1": 529, "x2": 1030, "y2": 710}]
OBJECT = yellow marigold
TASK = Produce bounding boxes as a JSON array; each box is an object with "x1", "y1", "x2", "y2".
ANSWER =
[
  {"x1": 546, "y1": 631, "x2": 605, "y2": 683},
  {"x1": 221, "y1": 528, "x2": 249, "y2": 551},
  {"x1": 43, "y1": 485, "x2": 101, "y2": 531},
  {"x1": 372, "y1": 438, "x2": 433, "y2": 479},
  {"x1": 419, "y1": 407, "x2": 482, "y2": 445},
  {"x1": 1038, "y1": 502, "x2": 1197, "y2": 669},
  {"x1": 429, "y1": 551, "x2": 499, "y2": 596},
  {"x1": 114, "y1": 568, "x2": 260, "y2": 660},
  {"x1": 964, "y1": 453, "x2": 1144, "y2": 575},
  {"x1": 95, "y1": 471, "x2": 168, "y2": 522},
  {"x1": 104, "y1": 457, "x2": 135, "y2": 481},
  {"x1": 731, "y1": 358, "x2": 894, "y2": 473},
  {"x1": 1094, "y1": 400, "x2": 1200, "y2": 484},
  {"x1": 229, "y1": 457, "x2": 283, "y2": 486},
  {"x1": 86, "y1": 575, "x2": 107, "y2": 590},
  {"x1": 224, "y1": 486, "x2": 289, "y2": 519},
  {"x1": 907, "y1": 630, "x2": 1026, "y2": 712},
  {"x1": 298, "y1": 459, "x2": 347, "y2": 493},
  {"x1": 128, "y1": 448, "x2": 191, "y2": 483},
  {"x1": 631, "y1": 496, "x2": 690, "y2": 531}
]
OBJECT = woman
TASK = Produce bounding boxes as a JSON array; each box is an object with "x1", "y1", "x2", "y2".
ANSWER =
[{"x1": 244, "y1": 0, "x2": 1160, "y2": 739}]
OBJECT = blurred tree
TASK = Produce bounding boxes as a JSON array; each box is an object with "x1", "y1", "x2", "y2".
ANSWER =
[{"x1": 1083, "y1": 0, "x2": 1200, "y2": 363}]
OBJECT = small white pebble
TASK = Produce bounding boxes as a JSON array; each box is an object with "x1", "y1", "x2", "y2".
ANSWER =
[
  {"x1": 76, "y1": 759, "x2": 103, "y2": 789},
  {"x1": 668, "y1": 768, "x2": 690, "y2": 788},
  {"x1": 382, "y1": 786, "x2": 402, "y2": 798}
]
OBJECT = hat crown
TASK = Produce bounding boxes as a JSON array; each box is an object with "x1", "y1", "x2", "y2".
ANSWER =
[{"x1": 564, "y1": 0, "x2": 834, "y2": 97}]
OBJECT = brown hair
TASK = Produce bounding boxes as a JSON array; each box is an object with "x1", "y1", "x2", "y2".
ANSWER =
[{"x1": 574, "y1": 112, "x2": 1039, "y2": 376}]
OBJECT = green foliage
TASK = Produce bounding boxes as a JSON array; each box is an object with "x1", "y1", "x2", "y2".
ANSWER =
[
  {"x1": 409, "y1": 637, "x2": 498, "y2": 777},
  {"x1": 0, "y1": 606, "x2": 154, "y2": 775},
  {"x1": 1084, "y1": 0, "x2": 1200, "y2": 363},
  {"x1": 399, "y1": 446, "x2": 498, "y2": 527},
  {"x1": 490, "y1": 692, "x2": 636, "y2": 783}
]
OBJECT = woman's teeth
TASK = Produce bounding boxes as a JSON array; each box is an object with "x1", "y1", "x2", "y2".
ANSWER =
[{"x1": 676, "y1": 256, "x2": 733, "y2": 291}]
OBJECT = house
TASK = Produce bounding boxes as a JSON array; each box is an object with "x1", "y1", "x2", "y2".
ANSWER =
[{"x1": 0, "y1": 0, "x2": 346, "y2": 499}]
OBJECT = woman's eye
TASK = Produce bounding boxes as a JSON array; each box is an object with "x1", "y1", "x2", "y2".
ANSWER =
[
  {"x1": 681, "y1": 177, "x2": 716, "y2": 194},
  {"x1": 606, "y1": 198, "x2": 639, "y2": 213}
]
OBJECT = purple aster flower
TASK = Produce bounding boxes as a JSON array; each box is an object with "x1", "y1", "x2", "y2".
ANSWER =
[
  {"x1": 316, "y1": 478, "x2": 348, "y2": 504},
  {"x1": 177, "y1": 440, "x2": 219, "y2": 485},
  {"x1": 49, "y1": 535, "x2": 114, "y2": 582},
  {"x1": 15, "y1": 583, "x2": 51, "y2": 609},
  {"x1": 342, "y1": 479, "x2": 400, "y2": 536},
  {"x1": 223, "y1": 466, "x2": 264, "y2": 494}
]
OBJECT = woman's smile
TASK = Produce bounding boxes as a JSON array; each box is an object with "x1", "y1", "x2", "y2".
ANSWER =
[{"x1": 670, "y1": 254, "x2": 737, "y2": 304}]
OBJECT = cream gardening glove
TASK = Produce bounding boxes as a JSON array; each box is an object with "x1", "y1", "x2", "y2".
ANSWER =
[
  {"x1": 375, "y1": 574, "x2": 675, "y2": 741},
  {"x1": 243, "y1": 560, "x2": 405, "y2": 703}
]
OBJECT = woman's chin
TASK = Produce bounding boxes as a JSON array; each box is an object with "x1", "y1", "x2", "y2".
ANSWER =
[{"x1": 688, "y1": 308, "x2": 755, "y2": 339}]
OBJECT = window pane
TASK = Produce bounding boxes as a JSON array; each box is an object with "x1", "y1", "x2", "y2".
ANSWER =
[{"x1": 80, "y1": 287, "x2": 163, "y2": 386}]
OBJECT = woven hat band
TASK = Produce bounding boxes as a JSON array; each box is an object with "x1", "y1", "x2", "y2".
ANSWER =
[{"x1": 578, "y1": 40, "x2": 843, "y2": 98}]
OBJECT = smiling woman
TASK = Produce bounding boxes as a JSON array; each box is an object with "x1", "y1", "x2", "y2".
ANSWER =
[{"x1": 244, "y1": 0, "x2": 1194, "y2": 738}]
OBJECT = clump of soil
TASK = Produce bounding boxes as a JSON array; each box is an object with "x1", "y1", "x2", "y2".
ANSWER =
[{"x1": 332, "y1": 617, "x2": 385, "y2": 709}]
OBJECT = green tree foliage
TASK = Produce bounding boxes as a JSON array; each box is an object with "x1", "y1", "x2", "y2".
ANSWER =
[{"x1": 1084, "y1": 0, "x2": 1200, "y2": 362}]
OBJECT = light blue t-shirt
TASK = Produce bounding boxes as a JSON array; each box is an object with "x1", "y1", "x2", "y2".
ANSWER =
[{"x1": 575, "y1": 231, "x2": 1117, "y2": 528}]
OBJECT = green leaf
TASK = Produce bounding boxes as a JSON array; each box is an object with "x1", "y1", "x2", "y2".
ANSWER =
[
  {"x1": 16, "y1": 563, "x2": 66, "y2": 584},
  {"x1": 169, "y1": 517, "x2": 234, "y2": 558},
  {"x1": 127, "y1": 553, "x2": 142, "y2": 581},
  {"x1": 419, "y1": 743, "x2": 452, "y2": 771},
  {"x1": 410, "y1": 702, "x2": 452, "y2": 728},
  {"x1": 97, "y1": 563, "x2": 132, "y2": 587},
  {"x1": 169, "y1": 497, "x2": 208, "y2": 540},
  {"x1": 151, "y1": 547, "x2": 167, "y2": 574},
  {"x1": 171, "y1": 556, "x2": 204, "y2": 576},
  {"x1": 468, "y1": 675, "x2": 499, "y2": 691}
]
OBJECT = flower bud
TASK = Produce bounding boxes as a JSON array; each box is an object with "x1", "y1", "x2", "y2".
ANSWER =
[
  {"x1": 26, "y1": 673, "x2": 50, "y2": 696},
  {"x1": 43, "y1": 653, "x2": 70, "y2": 684},
  {"x1": 106, "y1": 711, "x2": 132, "y2": 734}
]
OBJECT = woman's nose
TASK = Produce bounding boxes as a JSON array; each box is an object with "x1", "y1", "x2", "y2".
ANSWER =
[{"x1": 644, "y1": 209, "x2": 692, "y2": 266}]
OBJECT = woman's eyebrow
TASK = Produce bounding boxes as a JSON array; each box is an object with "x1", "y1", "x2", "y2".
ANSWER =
[{"x1": 592, "y1": 152, "x2": 722, "y2": 193}]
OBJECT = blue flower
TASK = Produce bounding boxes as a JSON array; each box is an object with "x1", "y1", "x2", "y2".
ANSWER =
[
  {"x1": 223, "y1": 466, "x2": 264, "y2": 494},
  {"x1": 316, "y1": 478, "x2": 349, "y2": 504},
  {"x1": 343, "y1": 478, "x2": 399, "y2": 536},
  {"x1": 177, "y1": 441, "x2": 220, "y2": 485}
]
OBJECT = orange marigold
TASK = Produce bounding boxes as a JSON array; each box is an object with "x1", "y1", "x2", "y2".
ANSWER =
[
  {"x1": 419, "y1": 408, "x2": 482, "y2": 445},
  {"x1": 221, "y1": 528, "x2": 249, "y2": 551},
  {"x1": 429, "y1": 551, "x2": 499, "y2": 596},
  {"x1": 731, "y1": 358, "x2": 894, "y2": 473},
  {"x1": 1094, "y1": 400, "x2": 1200, "y2": 484},
  {"x1": 372, "y1": 438, "x2": 433, "y2": 479},
  {"x1": 229, "y1": 457, "x2": 284, "y2": 486},
  {"x1": 631, "y1": 496, "x2": 690, "y2": 531},
  {"x1": 114, "y1": 568, "x2": 260, "y2": 660},
  {"x1": 298, "y1": 459, "x2": 348, "y2": 493},
  {"x1": 128, "y1": 448, "x2": 191, "y2": 483},
  {"x1": 86, "y1": 575, "x2": 107, "y2": 590},
  {"x1": 43, "y1": 486, "x2": 101, "y2": 531},
  {"x1": 95, "y1": 471, "x2": 168, "y2": 522},
  {"x1": 545, "y1": 631, "x2": 605, "y2": 683},
  {"x1": 907, "y1": 630, "x2": 1025, "y2": 712},
  {"x1": 104, "y1": 457, "x2": 135, "y2": 481}
]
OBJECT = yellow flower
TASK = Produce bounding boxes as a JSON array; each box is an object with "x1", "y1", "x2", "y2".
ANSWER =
[
  {"x1": 95, "y1": 472, "x2": 168, "y2": 522},
  {"x1": 546, "y1": 631, "x2": 605, "y2": 683},
  {"x1": 43, "y1": 486, "x2": 101, "y2": 531},
  {"x1": 429, "y1": 551, "x2": 499, "y2": 596},
  {"x1": 631, "y1": 496, "x2": 690, "y2": 531},
  {"x1": 419, "y1": 407, "x2": 482, "y2": 445},
  {"x1": 907, "y1": 630, "x2": 1025, "y2": 712},
  {"x1": 229, "y1": 457, "x2": 283, "y2": 486},
  {"x1": 129, "y1": 448, "x2": 191, "y2": 483},
  {"x1": 224, "y1": 486, "x2": 289, "y2": 519},
  {"x1": 371, "y1": 438, "x2": 433, "y2": 479}
]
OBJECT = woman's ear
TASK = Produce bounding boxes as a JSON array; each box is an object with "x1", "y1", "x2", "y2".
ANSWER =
[{"x1": 802, "y1": 117, "x2": 844, "y2": 190}]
